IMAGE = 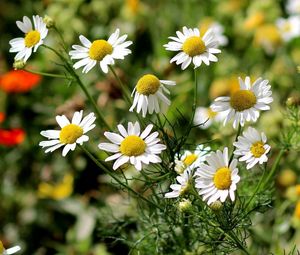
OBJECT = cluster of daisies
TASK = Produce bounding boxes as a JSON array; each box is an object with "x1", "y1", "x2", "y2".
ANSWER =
[{"x1": 10, "y1": 15, "x2": 273, "y2": 206}]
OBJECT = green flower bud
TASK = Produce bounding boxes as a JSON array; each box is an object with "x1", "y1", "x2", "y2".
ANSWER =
[
  {"x1": 43, "y1": 15, "x2": 55, "y2": 28},
  {"x1": 209, "y1": 200, "x2": 223, "y2": 212},
  {"x1": 178, "y1": 199, "x2": 192, "y2": 213},
  {"x1": 13, "y1": 60, "x2": 26, "y2": 70}
]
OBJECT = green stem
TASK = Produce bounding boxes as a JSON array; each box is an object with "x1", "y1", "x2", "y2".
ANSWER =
[
  {"x1": 191, "y1": 68, "x2": 198, "y2": 122},
  {"x1": 262, "y1": 148, "x2": 285, "y2": 188},
  {"x1": 243, "y1": 166, "x2": 266, "y2": 212},
  {"x1": 42, "y1": 44, "x2": 66, "y2": 62},
  {"x1": 71, "y1": 70, "x2": 111, "y2": 130},
  {"x1": 42, "y1": 44, "x2": 111, "y2": 130},
  {"x1": 53, "y1": 26, "x2": 68, "y2": 52},
  {"x1": 109, "y1": 65, "x2": 132, "y2": 105},
  {"x1": 109, "y1": 65, "x2": 145, "y2": 126},
  {"x1": 80, "y1": 146, "x2": 163, "y2": 211},
  {"x1": 230, "y1": 124, "x2": 242, "y2": 163},
  {"x1": 23, "y1": 68, "x2": 71, "y2": 79}
]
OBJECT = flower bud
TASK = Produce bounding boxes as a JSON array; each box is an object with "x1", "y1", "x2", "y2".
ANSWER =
[
  {"x1": 178, "y1": 199, "x2": 192, "y2": 213},
  {"x1": 13, "y1": 60, "x2": 26, "y2": 70},
  {"x1": 209, "y1": 200, "x2": 223, "y2": 212},
  {"x1": 43, "y1": 15, "x2": 55, "y2": 28},
  {"x1": 286, "y1": 96, "x2": 300, "y2": 107}
]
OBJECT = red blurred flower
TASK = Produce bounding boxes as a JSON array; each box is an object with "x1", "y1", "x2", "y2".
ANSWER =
[
  {"x1": 0, "y1": 70, "x2": 41, "y2": 93},
  {"x1": 0, "y1": 128, "x2": 25, "y2": 146},
  {"x1": 0, "y1": 112, "x2": 5, "y2": 123}
]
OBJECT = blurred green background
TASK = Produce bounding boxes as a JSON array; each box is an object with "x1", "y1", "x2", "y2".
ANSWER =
[{"x1": 0, "y1": 0, "x2": 300, "y2": 254}]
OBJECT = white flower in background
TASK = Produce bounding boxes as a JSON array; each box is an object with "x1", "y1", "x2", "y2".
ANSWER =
[
  {"x1": 0, "y1": 240, "x2": 21, "y2": 255},
  {"x1": 129, "y1": 74, "x2": 176, "y2": 117},
  {"x1": 195, "y1": 147, "x2": 240, "y2": 205},
  {"x1": 164, "y1": 26, "x2": 221, "y2": 70},
  {"x1": 233, "y1": 127, "x2": 271, "y2": 169},
  {"x1": 9, "y1": 15, "x2": 48, "y2": 62},
  {"x1": 194, "y1": 106, "x2": 227, "y2": 129},
  {"x1": 286, "y1": 0, "x2": 300, "y2": 15},
  {"x1": 39, "y1": 111, "x2": 96, "y2": 156},
  {"x1": 211, "y1": 76, "x2": 273, "y2": 129},
  {"x1": 69, "y1": 29, "x2": 132, "y2": 73},
  {"x1": 209, "y1": 22, "x2": 228, "y2": 46},
  {"x1": 98, "y1": 122, "x2": 166, "y2": 171},
  {"x1": 174, "y1": 144, "x2": 211, "y2": 174},
  {"x1": 276, "y1": 16, "x2": 300, "y2": 42},
  {"x1": 165, "y1": 169, "x2": 191, "y2": 198}
]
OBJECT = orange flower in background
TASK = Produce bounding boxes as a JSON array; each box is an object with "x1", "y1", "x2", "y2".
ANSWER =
[
  {"x1": 0, "y1": 113, "x2": 5, "y2": 123},
  {"x1": 0, "y1": 70, "x2": 41, "y2": 93},
  {"x1": 0, "y1": 128, "x2": 25, "y2": 146}
]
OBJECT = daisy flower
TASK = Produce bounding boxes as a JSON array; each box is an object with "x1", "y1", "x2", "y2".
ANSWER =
[
  {"x1": 39, "y1": 110, "x2": 96, "y2": 156},
  {"x1": 210, "y1": 22, "x2": 228, "y2": 46},
  {"x1": 233, "y1": 127, "x2": 271, "y2": 169},
  {"x1": 0, "y1": 241, "x2": 21, "y2": 255},
  {"x1": 129, "y1": 74, "x2": 176, "y2": 117},
  {"x1": 211, "y1": 76, "x2": 273, "y2": 129},
  {"x1": 194, "y1": 106, "x2": 227, "y2": 129},
  {"x1": 276, "y1": 16, "x2": 300, "y2": 42},
  {"x1": 286, "y1": 0, "x2": 300, "y2": 15},
  {"x1": 163, "y1": 26, "x2": 221, "y2": 70},
  {"x1": 69, "y1": 28, "x2": 132, "y2": 73},
  {"x1": 165, "y1": 169, "x2": 191, "y2": 198},
  {"x1": 174, "y1": 144, "x2": 211, "y2": 174},
  {"x1": 194, "y1": 147, "x2": 240, "y2": 205},
  {"x1": 9, "y1": 15, "x2": 48, "y2": 62},
  {"x1": 98, "y1": 122, "x2": 166, "y2": 171}
]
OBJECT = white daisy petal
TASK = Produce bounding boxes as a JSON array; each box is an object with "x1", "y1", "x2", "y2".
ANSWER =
[
  {"x1": 211, "y1": 77, "x2": 273, "y2": 128},
  {"x1": 233, "y1": 127, "x2": 270, "y2": 170},
  {"x1": 164, "y1": 26, "x2": 221, "y2": 69},
  {"x1": 70, "y1": 30, "x2": 132, "y2": 73},
  {"x1": 99, "y1": 122, "x2": 166, "y2": 171},
  {"x1": 40, "y1": 111, "x2": 95, "y2": 156},
  {"x1": 130, "y1": 74, "x2": 175, "y2": 117},
  {"x1": 195, "y1": 147, "x2": 240, "y2": 205},
  {"x1": 9, "y1": 15, "x2": 48, "y2": 61}
]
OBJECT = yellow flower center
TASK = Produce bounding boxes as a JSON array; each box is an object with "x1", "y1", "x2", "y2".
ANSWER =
[
  {"x1": 180, "y1": 184, "x2": 189, "y2": 196},
  {"x1": 183, "y1": 154, "x2": 198, "y2": 166},
  {"x1": 120, "y1": 135, "x2": 146, "y2": 156},
  {"x1": 0, "y1": 241, "x2": 4, "y2": 253},
  {"x1": 294, "y1": 201, "x2": 300, "y2": 219},
  {"x1": 295, "y1": 184, "x2": 300, "y2": 196},
  {"x1": 283, "y1": 22, "x2": 292, "y2": 33},
  {"x1": 250, "y1": 141, "x2": 265, "y2": 158},
  {"x1": 136, "y1": 74, "x2": 160, "y2": 95},
  {"x1": 207, "y1": 108, "x2": 218, "y2": 118},
  {"x1": 182, "y1": 36, "x2": 206, "y2": 57},
  {"x1": 213, "y1": 167, "x2": 232, "y2": 190},
  {"x1": 230, "y1": 90, "x2": 257, "y2": 111},
  {"x1": 24, "y1": 30, "x2": 41, "y2": 48},
  {"x1": 89, "y1": 40, "x2": 113, "y2": 61},
  {"x1": 59, "y1": 124, "x2": 83, "y2": 144}
]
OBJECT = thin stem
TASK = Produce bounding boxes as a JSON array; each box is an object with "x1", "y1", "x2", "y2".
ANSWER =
[
  {"x1": 42, "y1": 44, "x2": 66, "y2": 62},
  {"x1": 23, "y1": 68, "x2": 72, "y2": 79},
  {"x1": 262, "y1": 148, "x2": 285, "y2": 188},
  {"x1": 80, "y1": 145, "x2": 163, "y2": 211},
  {"x1": 109, "y1": 65, "x2": 145, "y2": 126},
  {"x1": 42, "y1": 44, "x2": 111, "y2": 130},
  {"x1": 230, "y1": 124, "x2": 242, "y2": 163},
  {"x1": 53, "y1": 26, "x2": 68, "y2": 52},
  {"x1": 71, "y1": 70, "x2": 111, "y2": 130},
  {"x1": 243, "y1": 166, "x2": 266, "y2": 212},
  {"x1": 109, "y1": 65, "x2": 132, "y2": 105},
  {"x1": 191, "y1": 68, "x2": 198, "y2": 121}
]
